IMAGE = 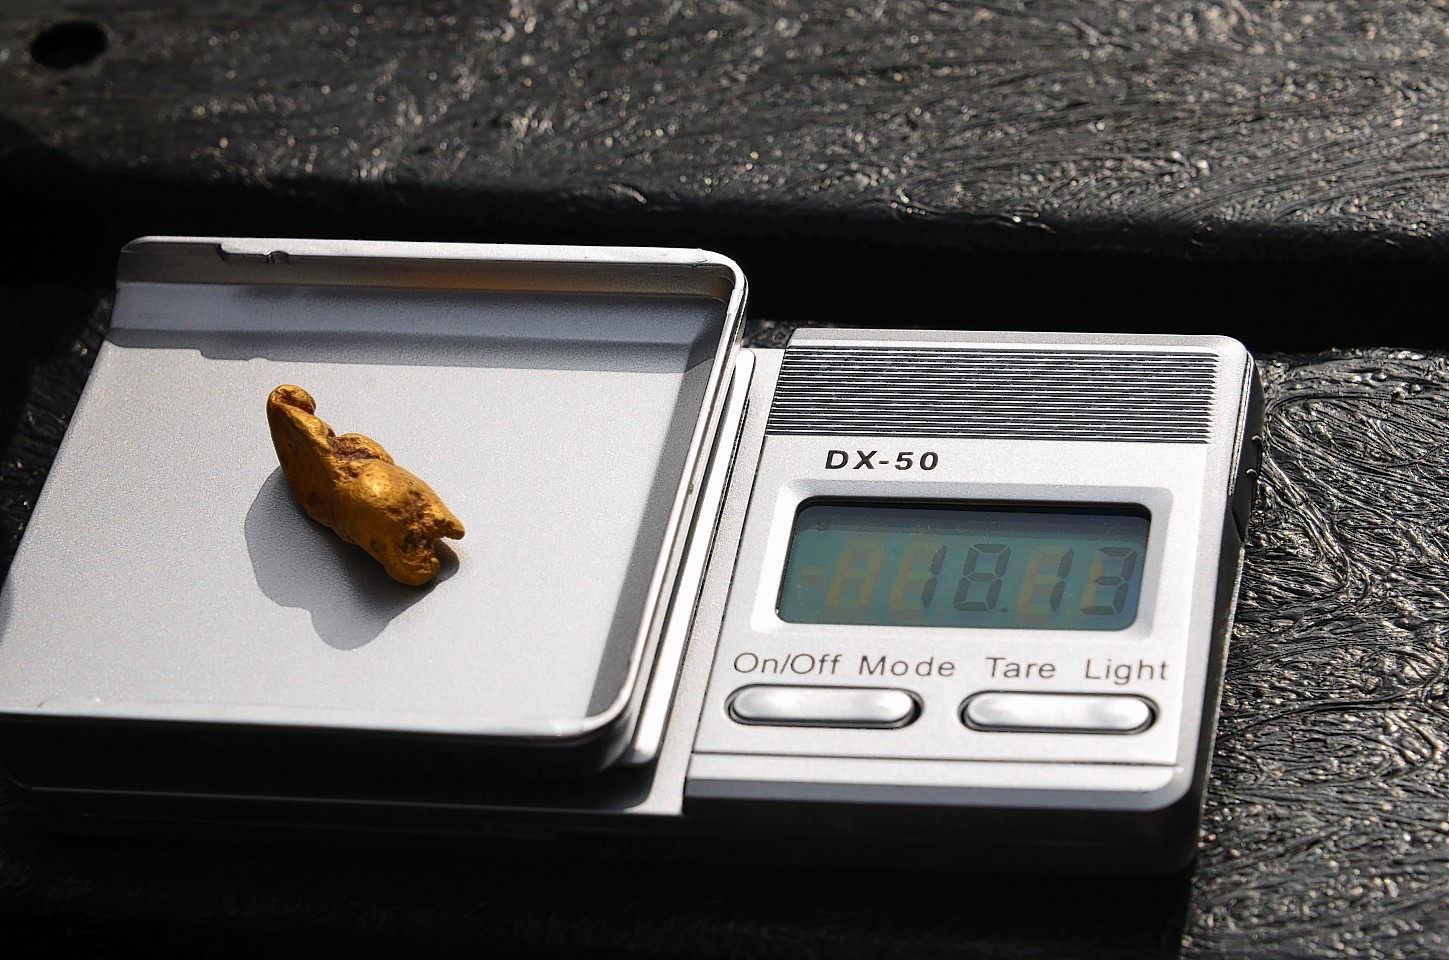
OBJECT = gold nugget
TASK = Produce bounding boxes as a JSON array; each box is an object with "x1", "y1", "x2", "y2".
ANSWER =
[{"x1": 266, "y1": 385, "x2": 464, "y2": 586}]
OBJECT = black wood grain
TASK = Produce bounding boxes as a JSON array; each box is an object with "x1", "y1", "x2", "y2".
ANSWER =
[
  {"x1": 4, "y1": 0, "x2": 1447, "y2": 251},
  {"x1": 1189, "y1": 349, "x2": 1449, "y2": 958},
  {"x1": 2, "y1": 2, "x2": 1449, "y2": 344}
]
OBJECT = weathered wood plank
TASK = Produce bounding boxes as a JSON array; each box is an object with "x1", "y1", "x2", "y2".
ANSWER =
[
  {"x1": 5, "y1": 0, "x2": 1449, "y2": 251},
  {"x1": 1, "y1": 2, "x2": 1448, "y2": 342}
]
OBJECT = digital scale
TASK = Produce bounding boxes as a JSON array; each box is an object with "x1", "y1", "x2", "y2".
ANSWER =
[{"x1": 0, "y1": 239, "x2": 1262, "y2": 873}]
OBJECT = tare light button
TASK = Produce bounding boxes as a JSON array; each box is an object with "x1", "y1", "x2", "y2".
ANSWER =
[
  {"x1": 729, "y1": 685, "x2": 920, "y2": 728},
  {"x1": 962, "y1": 692, "x2": 1155, "y2": 734}
]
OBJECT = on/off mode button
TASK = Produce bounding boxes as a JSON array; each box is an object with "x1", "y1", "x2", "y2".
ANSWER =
[
  {"x1": 962, "y1": 692, "x2": 1155, "y2": 734},
  {"x1": 729, "y1": 685, "x2": 920, "y2": 728}
]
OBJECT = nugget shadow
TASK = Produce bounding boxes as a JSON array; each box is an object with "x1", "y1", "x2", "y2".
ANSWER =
[{"x1": 244, "y1": 469, "x2": 455, "y2": 650}]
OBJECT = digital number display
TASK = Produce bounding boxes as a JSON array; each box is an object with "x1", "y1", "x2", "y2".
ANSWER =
[{"x1": 777, "y1": 502, "x2": 1149, "y2": 630}]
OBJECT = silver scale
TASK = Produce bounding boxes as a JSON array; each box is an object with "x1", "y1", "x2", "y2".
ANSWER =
[{"x1": 0, "y1": 239, "x2": 1262, "y2": 872}]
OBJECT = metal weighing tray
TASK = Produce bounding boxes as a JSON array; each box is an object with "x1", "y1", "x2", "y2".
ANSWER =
[{"x1": 0, "y1": 238, "x2": 746, "y2": 783}]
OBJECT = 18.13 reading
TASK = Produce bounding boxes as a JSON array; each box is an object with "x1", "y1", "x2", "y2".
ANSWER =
[{"x1": 777, "y1": 502, "x2": 1150, "y2": 631}]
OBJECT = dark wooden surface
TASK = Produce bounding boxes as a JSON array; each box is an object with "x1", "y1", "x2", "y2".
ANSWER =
[
  {"x1": 3, "y1": 1, "x2": 1449, "y2": 338},
  {"x1": 5, "y1": 2, "x2": 1449, "y2": 957}
]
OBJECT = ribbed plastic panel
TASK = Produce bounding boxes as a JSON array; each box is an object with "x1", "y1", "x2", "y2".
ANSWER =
[{"x1": 766, "y1": 347, "x2": 1218, "y2": 442}]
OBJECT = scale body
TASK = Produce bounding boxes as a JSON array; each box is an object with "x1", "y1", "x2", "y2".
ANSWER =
[
  {"x1": 0, "y1": 240, "x2": 1260, "y2": 873},
  {"x1": 667, "y1": 328, "x2": 1262, "y2": 872}
]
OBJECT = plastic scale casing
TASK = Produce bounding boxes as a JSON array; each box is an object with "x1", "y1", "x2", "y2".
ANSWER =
[
  {"x1": 675, "y1": 329, "x2": 1262, "y2": 871},
  {"x1": 0, "y1": 238, "x2": 748, "y2": 781},
  {"x1": 0, "y1": 240, "x2": 1261, "y2": 873}
]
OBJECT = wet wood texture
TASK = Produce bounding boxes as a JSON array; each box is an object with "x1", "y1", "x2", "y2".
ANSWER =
[
  {"x1": 3, "y1": 1, "x2": 1449, "y2": 957},
  {"x1": 2, "y1": 1, "x2": 1449, "y2": 333}
]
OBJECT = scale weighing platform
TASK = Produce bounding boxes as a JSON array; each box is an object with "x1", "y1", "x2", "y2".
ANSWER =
[{"x1": 0, "y1": 239, "x2": 1262, "y2": 873}]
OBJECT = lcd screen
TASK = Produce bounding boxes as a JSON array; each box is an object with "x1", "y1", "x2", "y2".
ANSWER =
[{"x1": 777, "y1": 501, "x2": 1149, "y2": 630}]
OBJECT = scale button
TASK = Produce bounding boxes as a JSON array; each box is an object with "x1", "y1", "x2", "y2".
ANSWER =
[
  {"x1": 962, "y1": 692, "x2": 1154, "y2": 734},
  {"x1": 729, "y1": 685, "x2": 919, "y2": 728}
]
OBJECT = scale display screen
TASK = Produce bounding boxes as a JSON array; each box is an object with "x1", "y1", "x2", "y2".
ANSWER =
[{"x1": 778, "y1": 501, "x2": 1149, "y2": 631}]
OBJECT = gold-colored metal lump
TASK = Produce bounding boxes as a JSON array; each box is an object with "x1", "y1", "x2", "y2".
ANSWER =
[{"x1": 266, "y1": 385, "x2": 464, "y2": 586}]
